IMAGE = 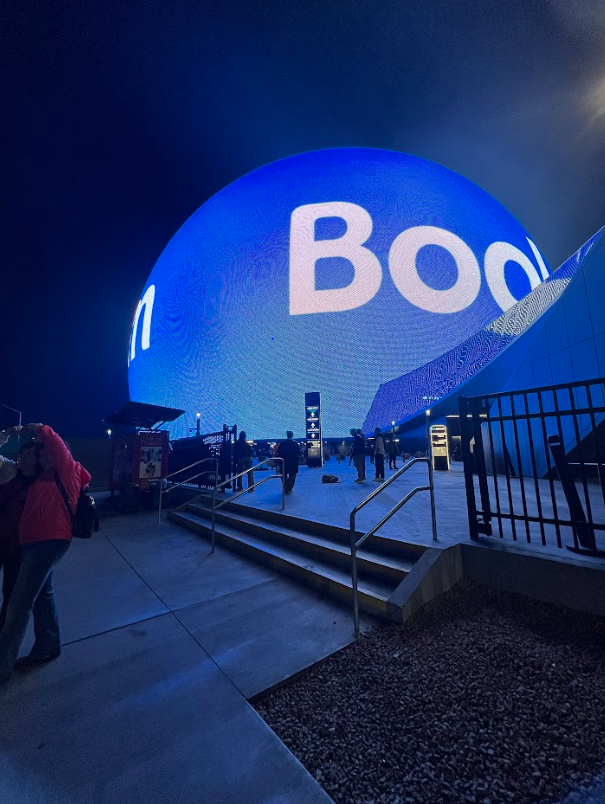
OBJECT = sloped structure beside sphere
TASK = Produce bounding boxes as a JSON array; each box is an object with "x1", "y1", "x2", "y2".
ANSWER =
[{"x1": 363, "y1": 227, "x2": 604, "y2": 433}]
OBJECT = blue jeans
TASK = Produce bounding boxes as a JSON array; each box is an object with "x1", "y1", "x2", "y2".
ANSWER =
[
  {"x1": 0, "y1": 554, "x2": 22, "y2": 633},
  {"x1": 0, "y1": 539, "x2": 70, "y2": 682}
]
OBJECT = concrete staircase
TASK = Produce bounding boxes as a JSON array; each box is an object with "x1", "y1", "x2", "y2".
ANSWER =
[{"x1": 169, "y1": 499, "x2": 426, "y2": 619}]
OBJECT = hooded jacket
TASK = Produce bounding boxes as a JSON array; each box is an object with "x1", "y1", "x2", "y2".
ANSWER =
[{"x1": 18, "y1": 425, "x2": 91, "y2": 546}]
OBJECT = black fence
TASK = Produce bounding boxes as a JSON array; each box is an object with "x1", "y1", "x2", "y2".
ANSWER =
[
  {"x1": 459, "y1": 378, "x2": 605, "y2": 556},
  {"x1": 169, "y1": 425, "x2": 237, "y2": 488}
]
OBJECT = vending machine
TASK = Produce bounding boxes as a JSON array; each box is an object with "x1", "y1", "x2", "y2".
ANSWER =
[{"x1": 106, "y1": 401, "x2": 184, "y2": 497}]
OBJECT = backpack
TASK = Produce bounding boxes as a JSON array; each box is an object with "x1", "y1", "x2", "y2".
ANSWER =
[{"x1": 55, "y1": 474, "x2": 100, "y2": 539}]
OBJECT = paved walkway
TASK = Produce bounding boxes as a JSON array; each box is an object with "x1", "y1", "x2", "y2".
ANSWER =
[
  {"x1": 229, "y1": 458, "x2": 604, "y2": 564},
  {"x1": 1, "y1": 461, "x2": 602, "y2": 803},
  {"x1": 0, "y1": 511, "x2": 369, "y2": 803}
]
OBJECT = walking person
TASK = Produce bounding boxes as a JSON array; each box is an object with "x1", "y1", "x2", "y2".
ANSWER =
[
  {"x1": 373, "y1": 427, "x2": 386, "y2": 481},
  {"x1": 0, "y1": 423, "x2": 91, "y2": 684},
  {"x1": 233, "y1": 431, "x2": 254, "y2": 493},
  {"x1": 350, "y1": 428, "x2": 366, "y2": 483},
  {"x1": 0, "y1": 441, "x2": 44, "y2": 633},
  {"x1": 276, "y1": 431, "x2": 301, "y2": 494},
  {"x1": 386, "y1": 436, "x2": 398, "y2": 470}
]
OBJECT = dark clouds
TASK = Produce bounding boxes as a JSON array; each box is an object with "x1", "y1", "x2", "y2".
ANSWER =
[{"x1": 1, "y1": 0, "x2": 604, "y2": 433}]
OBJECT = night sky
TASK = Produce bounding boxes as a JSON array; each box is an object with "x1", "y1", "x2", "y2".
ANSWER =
[{"x1": 2, "y1": 0, "x2": 605, "y2": 435}]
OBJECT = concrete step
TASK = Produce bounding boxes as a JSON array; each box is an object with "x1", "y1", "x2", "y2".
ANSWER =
[
  {"x1": 187, "y1": 495, "x2": 425, "y2": 562},
  {"x1": 187, "y1": 502, "x2": 414, "y2": 585},
  {"x1": 170, "y1": 509, "x2": 395, "y2": 617}
]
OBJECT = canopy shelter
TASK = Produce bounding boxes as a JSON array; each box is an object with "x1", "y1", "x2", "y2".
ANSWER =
[{"x1": 105, "y1": 401, "x2": 184, "y2": 431}]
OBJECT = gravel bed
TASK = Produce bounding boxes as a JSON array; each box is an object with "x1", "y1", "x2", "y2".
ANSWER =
[{"x1": 256, "y1": 582, "x2": 605, "y2": 804}]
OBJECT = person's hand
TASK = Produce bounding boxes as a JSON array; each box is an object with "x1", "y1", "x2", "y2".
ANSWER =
[{"x1": 0, "y1": 425, "x2": 20, "y2": 444}]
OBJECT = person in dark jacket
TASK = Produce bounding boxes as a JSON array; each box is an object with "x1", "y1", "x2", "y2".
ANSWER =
[
  {"x1": 0, "y1": 441, "x2": 44, "y2": 633},
  {"x1": 276, "y1": 431, "x2": 300, "y2": 494},
  {"x1": 233, "y1": 431, "x2": 254, "y2": 492},
  {"x1": 386, "y1": 436, "x2": 398, "y2": 470},
  {"x1": 373, "y1": 427, "x2": 386, "y2": 481},
  {"x1": 350, "y1": 428, "x2": 366, "y2": 483}
]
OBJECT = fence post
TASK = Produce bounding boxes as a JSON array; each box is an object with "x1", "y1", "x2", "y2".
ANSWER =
[
  {"x1": 548, "y1": 435, "x2": 598, "y2": 553},
  {"x1": 459, "y1": 396, "x2": 480, "y2": 540},
  {"x1": 471, "y1": 397, "x2": 492, "y2": 534}
]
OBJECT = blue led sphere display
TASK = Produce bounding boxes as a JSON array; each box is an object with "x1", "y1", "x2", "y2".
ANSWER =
[{"x1": 128, "y1": 148, "x2": 549, "y2": 438}]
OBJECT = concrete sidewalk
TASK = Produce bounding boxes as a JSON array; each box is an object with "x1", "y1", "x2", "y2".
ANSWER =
[
  {"x1": 229, "y1": 459, "x2": 605, "y2": 563},
  {"x1": 0, "y1": 511, "x2": 367, "y2": 803}
]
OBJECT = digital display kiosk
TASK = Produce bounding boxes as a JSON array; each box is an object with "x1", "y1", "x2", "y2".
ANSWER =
[
  {"x1": 305, "y1": 392, "x2": 323, "y2": 467},
  {"x1": 430, "y1": 424, "x2": 449, "y2": 471}
]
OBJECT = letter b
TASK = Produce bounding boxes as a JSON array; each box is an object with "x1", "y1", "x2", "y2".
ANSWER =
[{"x1": 289, "y1": 202, "x2": 382, "y2": 315}]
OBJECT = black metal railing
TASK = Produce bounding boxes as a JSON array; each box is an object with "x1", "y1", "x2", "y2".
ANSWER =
[
  {"x1": 169, "y1": 424, "x2": 237, "y2": 488},
  {"x1": 459, "y1": 378, "x2": 605, "y2": 556}
]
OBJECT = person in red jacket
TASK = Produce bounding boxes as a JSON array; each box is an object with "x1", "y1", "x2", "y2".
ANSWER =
[
  {"x1": 0, "y1": 423, "x2": 91, "y2": 683},
  {"x1": 0, "y1": 441, "x2": 44, "y2": 633}
]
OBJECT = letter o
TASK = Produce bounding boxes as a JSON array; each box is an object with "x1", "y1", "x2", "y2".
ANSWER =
[
  {"x1": 388, "y1": 226, "x2": 481, "y2": 314},
  {"x1": 484, "y1": 241, "x2": 543, "y2": 312}
]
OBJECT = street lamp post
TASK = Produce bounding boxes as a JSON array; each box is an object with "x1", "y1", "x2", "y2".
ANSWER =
[
  {"x1": 425, "y1": 409, "x2": 431, "y2": 461},
  {"x1": 196, "y1": 412, "x2": 201, "y2": 437}
]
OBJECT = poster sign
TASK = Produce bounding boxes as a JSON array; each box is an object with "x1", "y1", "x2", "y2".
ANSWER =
[
  {"x1": 305, "y1": 392, "x2": 323, "y2": 468},
  {"x1": 136, "y1": 430, "x2": 169, "y2": 489}
]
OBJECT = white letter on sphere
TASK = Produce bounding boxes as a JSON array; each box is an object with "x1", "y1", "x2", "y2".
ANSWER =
[
  {"x1": 130, "y1": 284, "x2": 155, "y2": 363},
  {"x1": 388, "y1": 226, "x2": 482, "y2": 314},
  {"x1": 289, "y1": 202, "x2": 382, "y2": 315},
  {"x1": 484, "y1": 241, "x2": 543, "y2": 312},
  {"x1": 526, "y1": 238, "x2": 550, "y2": 281}
]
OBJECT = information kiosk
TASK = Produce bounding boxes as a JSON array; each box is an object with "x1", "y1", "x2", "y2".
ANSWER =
[{"x1": 430, "y1": 423, "x2": 449, "y2": 471}]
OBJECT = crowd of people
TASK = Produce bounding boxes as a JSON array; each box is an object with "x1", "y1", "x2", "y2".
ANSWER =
[
  {"x1": 234, "y1": 428, "x2": 409, "y2": 494},
  {"x1": 347, "y1": 427, "x2": 403, "y2": 483},
  {"x1": 0, "y1": 423, "x2": 90, "y2": 685},
  {"x1": 233, "y1": 430, "x2": 302, "y2": 494},
  {"x1": 0, "y1": 420, "x2": 414, "y2": 683}
]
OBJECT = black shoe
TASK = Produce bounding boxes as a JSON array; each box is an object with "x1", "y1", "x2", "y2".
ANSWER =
[{"x1": 14, "y1": 652, "x2": 61, "y2": 672}]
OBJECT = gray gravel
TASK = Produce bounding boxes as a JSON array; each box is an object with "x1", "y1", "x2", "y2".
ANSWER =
[{"x1": 256, "y1": 582, "x2": 605, "y2": 804}]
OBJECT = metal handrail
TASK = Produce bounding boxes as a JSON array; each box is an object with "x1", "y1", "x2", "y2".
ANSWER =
[
  {"x1": 157, "y1": 457, "x2": 218, "y2": 524},
  {"x1": 349, "y1": 457, "x2": 437, "y2": 637},
  {"x1": 211, "y1": 457, "x2": 285, "y2": 552}
]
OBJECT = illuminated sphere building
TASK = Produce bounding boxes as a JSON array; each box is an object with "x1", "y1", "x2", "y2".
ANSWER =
[{"x1": 128, "y1": 147, "x2": 560, "y2": 439}]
